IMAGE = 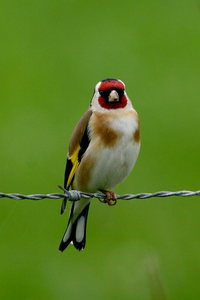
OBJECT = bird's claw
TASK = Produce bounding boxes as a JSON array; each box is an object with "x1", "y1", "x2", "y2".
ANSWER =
[{"x1": 99, "y1": 190, "x2": 117, "y2": 206}]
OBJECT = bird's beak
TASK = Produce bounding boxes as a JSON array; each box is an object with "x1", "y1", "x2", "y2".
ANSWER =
[{"x1": 108, "y1": 90, "x2": 119, "y2": 102}]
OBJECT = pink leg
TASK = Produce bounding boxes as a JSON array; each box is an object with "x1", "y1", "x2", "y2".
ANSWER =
[{"x1": 99, "y1": 189, "x2": 117, "y2": 206}]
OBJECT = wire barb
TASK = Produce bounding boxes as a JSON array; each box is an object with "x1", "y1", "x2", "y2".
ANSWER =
[{"x1": 0, "y1": 190, "x2": 200, "y2": 201}]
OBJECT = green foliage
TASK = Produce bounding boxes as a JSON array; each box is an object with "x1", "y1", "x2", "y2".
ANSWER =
[{"x1": 1, "y1": 0, "x2": 200, "y2": 299}]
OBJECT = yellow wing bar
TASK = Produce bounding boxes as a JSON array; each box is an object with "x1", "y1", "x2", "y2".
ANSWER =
[{"x1": 66, "y1": 145, "x2": 81, "y2": 188}]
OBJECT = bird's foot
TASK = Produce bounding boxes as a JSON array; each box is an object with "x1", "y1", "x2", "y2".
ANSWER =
[{"x1": 99, "y1": 190, "x2": 117, "y2": 206}]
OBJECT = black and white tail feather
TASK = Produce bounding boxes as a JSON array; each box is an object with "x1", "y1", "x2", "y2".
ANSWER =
[{"x1": 59, "y1": 202, "x2": 90, "y2": 251}]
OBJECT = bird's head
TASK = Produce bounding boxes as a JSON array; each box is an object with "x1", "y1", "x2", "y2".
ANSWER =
[{"x1": 91, "y1": 78, "x2": 132, "y2": 111}]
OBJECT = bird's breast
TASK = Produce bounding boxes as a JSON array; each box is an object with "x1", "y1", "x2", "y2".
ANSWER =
[
  {"x1": 89, "y1": 109, "x2": 140, "y2": 147},
  {"x1": 73, "y1": 109, "x2": 140, "y2": 192}
]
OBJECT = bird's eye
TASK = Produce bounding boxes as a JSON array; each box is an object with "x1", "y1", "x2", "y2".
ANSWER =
[
  {"x1": 116, "y1": 89, "x2": 124, "y2": 98},
  {"x1": 99, "y1": 90, "x2": 109, "y2": 98},
  {"x1": 99, "y1": 90, "x2": 104, "y2": 96}
]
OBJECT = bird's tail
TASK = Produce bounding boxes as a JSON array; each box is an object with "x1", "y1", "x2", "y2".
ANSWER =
[{"x1": 59, "y1": 201, "x2": 90, "y2": 252}]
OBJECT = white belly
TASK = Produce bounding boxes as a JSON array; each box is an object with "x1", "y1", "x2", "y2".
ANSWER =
[{"x1": 87, "y1": 136, "x2": 140, "y2": 191}]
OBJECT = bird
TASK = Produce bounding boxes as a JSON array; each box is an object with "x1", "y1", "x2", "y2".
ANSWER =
[{"x1": 59, "y1": 78, "x2": 140, "y2": 252}]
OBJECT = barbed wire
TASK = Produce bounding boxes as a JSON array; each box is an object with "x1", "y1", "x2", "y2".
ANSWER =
[{"x1": 0, "y1": 189, "x2": 200, "y2": 201}]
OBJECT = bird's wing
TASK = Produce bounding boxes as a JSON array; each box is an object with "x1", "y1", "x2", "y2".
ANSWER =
[{"x1": 61, "y1": 107, "x2": 92, "y2": 214}]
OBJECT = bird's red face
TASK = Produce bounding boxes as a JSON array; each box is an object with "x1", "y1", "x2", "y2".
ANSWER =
[{"x1": 98, "y1": 79, "x2": 128, "y2": 109}]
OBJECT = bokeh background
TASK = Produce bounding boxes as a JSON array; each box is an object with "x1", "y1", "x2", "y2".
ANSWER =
[{"x1": 1, "y1": 0, "x2": 200, "y2": 299}]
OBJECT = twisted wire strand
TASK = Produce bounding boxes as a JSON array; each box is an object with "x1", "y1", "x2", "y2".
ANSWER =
[{"x1": 0, "y1": 190, "x2": 200, "y2": 201}]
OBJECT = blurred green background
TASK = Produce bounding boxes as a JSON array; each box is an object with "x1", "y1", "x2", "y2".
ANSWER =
[{"x1": 1, "y1": 0, "x2": 200, "y2": 299}]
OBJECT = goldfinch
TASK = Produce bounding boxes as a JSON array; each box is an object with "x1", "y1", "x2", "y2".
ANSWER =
[{"x1": 59, "y1": 78, "x2": 140, "y2": 252}]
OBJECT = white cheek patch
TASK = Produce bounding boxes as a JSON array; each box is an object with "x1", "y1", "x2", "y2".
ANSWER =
[{"x1": 95, "y1": 81, "x2": 102, "y2": 93}]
